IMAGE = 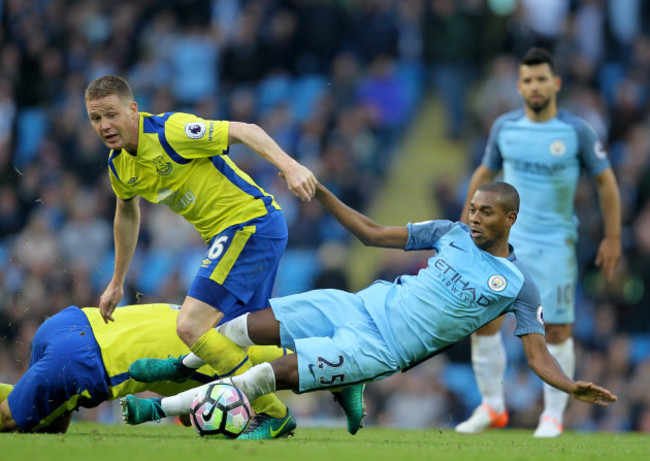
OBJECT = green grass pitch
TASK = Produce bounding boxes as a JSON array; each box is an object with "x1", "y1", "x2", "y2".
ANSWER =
[{"x1": 2, "y1": 423, "x2": 648, "y2": 461}]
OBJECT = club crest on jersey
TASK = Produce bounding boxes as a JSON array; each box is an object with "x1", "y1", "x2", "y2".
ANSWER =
[
  {"x1": 185, "y1": 121, "x2": 206, "y2": 139},
  {"x1": 549, "y1": 140, "x2": 566, "y2": 157},
  {"x1": 536, "y1": 305, "x2": 544, "y2": 324},
  {"x1": 488, "y1": 275, "x2": 507, "y2": 292},
  {"x1": 153, "y1": 155, "x2": 172, "y2": 175}
]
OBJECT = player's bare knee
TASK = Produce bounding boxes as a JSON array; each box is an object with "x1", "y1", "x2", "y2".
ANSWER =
[
  {"x1": 176, "y1": 318, "x2": 199, "y2": 347},
  {"x1": 247, "y1": 308, "x2": 281, "y2": 345}
]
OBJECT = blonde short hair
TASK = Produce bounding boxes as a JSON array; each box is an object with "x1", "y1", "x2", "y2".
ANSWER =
[{"x1": 85, "y1": 75, "x2": 134, "y2": 103}]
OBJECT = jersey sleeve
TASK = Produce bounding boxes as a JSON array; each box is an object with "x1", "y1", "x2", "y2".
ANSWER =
[
  {"x1": 482, "y1": 116, "x2": 505, "y2": 171},
  {"x1": 108, "y1": 152, "x2": 136, "y2": 200},
  {"x1": 164, "y1": 112, "x2": 230, "y2": 159},
  {"x1": 405, "y1": 220, "x2": 457, "y2": 250},
  {"x1": 511, "y1": 272, "x2": 545, "y2": 336},
  {"x1": 564, "y1": 111, "x2": 611, "y2": 176}
]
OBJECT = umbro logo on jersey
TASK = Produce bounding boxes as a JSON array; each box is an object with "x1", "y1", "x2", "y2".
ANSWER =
[
  {"x1": 127, "y1": 176, "x2": 141, "y2": 186},
  {"x1": 449, "y1": 241, "x2": 466, "y2": 252}
]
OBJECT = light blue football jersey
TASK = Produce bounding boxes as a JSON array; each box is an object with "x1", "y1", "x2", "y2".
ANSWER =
[
  {"x1": 359, "y1": 220, "x2": 544, "y2": 370},
  {"x1": 483, "y1": 108, "x2": 610, "y2": 244}
]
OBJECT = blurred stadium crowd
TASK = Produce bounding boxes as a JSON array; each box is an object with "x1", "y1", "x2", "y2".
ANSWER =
[{"x1": 1, "y1": 0, "x2": 650, "y2": 433}]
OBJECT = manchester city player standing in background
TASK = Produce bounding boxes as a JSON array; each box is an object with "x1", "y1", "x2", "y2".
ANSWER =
[
  {"x1": 84, "y1": 75, "x2": 317, "y2": 439},
  {"x1": 456, "y1": 48, "x2": 621, "y2": 438}
]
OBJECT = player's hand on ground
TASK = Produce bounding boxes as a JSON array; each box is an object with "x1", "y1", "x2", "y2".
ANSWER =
[
  {"x1": 595, "y1": 236, "x2": 621, "y2": 280},
  {"x1": 280, "y1": 164, "x2": 317, "y2": 201},
  {"x1": 569, "y1": 380, "x2": 617, "y2": 406},
  {"x1": 99, "y1": 282, "x2": 124, "y2": 323}
]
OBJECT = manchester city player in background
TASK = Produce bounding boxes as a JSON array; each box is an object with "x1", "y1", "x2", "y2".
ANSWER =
[
  {"x1": 456, "y1": 48, "x2": 621, "y2": 438},
  {"x1": 121, "y1": 182, "x2": 617, "y2": 435},
  {"x1": 84, "y1": 75, "x2": 318, "y2": 439}
]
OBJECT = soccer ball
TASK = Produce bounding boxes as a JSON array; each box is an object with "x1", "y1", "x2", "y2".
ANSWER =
[{"x1": 189, "y1": 383, "x2": 252, "y2": 438}]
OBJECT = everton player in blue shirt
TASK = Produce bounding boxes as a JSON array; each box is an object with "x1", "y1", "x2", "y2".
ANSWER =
[
  {"x1": 123, "y1": 181, "x2": 616, "y2": 435},
  {"x1": 456, "y1": 48, "x2": 621, "y2": 438}
]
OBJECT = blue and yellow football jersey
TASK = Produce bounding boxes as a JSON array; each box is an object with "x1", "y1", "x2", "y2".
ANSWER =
[
  {"x1": 7, "y1": 304, "x2": 219, "y2": 431},
  {"x1": 107, "y1": 112, "x2": 281, "y2": 243},
  {"x1": 83, "y1": 304, "x2": 218, "y2": 399}
]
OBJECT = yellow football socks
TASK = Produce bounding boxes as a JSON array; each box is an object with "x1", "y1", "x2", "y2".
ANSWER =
[
  {"x1": 247, "y1": 345, "x2": 293, "y2": 366},
  {"x1": 191, "y1": 330, "x2": 287, "y2": 419}
]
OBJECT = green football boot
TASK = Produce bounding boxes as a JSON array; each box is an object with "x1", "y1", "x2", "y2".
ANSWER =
[
  {"x1": 332, "y1": 384, "x2": 366, "y2": 435},
  {"x1": 237, "y1": 409, "x2": 297, "y2": 440},
  {"x1": 129, "y1": 355, "x2": 194, "y2": 383},
  {"x1": 121, "y1": 395, "x2": 166, "y2": 425}
]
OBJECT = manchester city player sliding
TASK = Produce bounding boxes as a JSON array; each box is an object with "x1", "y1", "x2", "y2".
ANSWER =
[{"x1": 122, "y1": 182, "x2": 617, "y2": 435}]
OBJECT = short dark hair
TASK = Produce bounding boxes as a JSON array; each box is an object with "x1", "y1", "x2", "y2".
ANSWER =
[
  {"x1": 521, "y1": 47, "x2": 556, "y2": 74},
  {"x1": 477, "y1": 181, "x2": 520, "y2": 214},
  {"x1": 85, "y1": 75, "x2": 134, "y2": 102}
]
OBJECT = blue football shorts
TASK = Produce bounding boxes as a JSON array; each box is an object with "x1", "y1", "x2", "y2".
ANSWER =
[
  {"x1": 269, "y1": 288, "x2": 400, "y2": 393},
  {"x1": 8, "y1": 306, "x2": 109, "y2": 431},
  {"x1": 509, "y1": 236, "x2": 577, "y2": 324},
  {"x1": 188, "y1": 210, "x2": 287, "y2": 324}
]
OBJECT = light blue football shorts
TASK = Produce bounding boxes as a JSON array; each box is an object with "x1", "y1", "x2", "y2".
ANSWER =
[
  {"x1": 510, "y1": 237, "x2": 577, "y2": 324},
  {"x1": 269, "y1": 288, "x2": 400, "y2": 393}
]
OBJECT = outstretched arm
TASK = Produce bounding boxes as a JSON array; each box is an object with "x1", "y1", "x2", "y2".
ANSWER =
[
  {"x1": 521, "y1": 333, "x2": 617, "y2": 406},
  {"x1": 315, "y1": 183, "x2": 408, "y2": 248},
  {"x1": 593, "y1": 167, "x2": 621, "y2": 280},
  {"x1": 100, "y1": 196, "x2": 141, "y2": 323},
  {"x1": 228, "y1": 121, "x2": 316, "y2": 201}
]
